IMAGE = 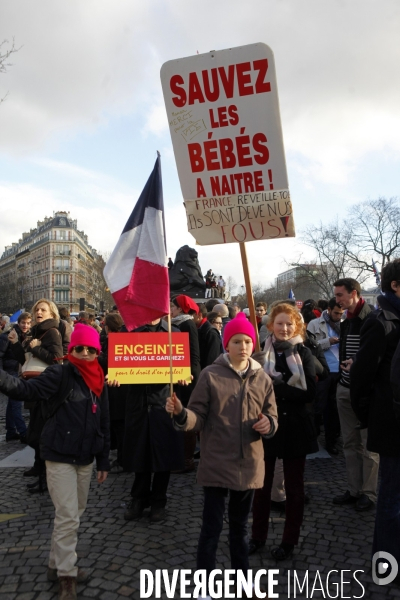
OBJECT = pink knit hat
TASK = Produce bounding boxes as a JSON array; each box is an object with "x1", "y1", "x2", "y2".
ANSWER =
[
  {"x1": 68, "y1": 323, "x2": 101, "y2": 353},
  {"x1": 223, "y1": 313, "x2": 256, "y2": 351}
]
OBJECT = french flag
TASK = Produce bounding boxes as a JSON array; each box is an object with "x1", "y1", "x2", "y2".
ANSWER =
[{"x1": 103, "y1": 154, "x2": 170, "y2": 331}]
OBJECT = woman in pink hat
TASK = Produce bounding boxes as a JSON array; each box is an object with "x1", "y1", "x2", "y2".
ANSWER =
[{"x1": 0, "y1": 323, "x2": 112, "y2": 600}]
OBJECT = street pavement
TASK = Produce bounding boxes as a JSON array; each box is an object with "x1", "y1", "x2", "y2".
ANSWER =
[{"x1": 0, "y1": 395, "x2": 399, "y2": 600}]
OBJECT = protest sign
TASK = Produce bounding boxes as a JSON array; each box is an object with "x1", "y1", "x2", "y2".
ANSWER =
[
  {"x1": 161, "y1": 42, "x2": 295, "y2": 245},
  {"x1": 107, "y1": 332, "x2": 191, "y2": 384}
]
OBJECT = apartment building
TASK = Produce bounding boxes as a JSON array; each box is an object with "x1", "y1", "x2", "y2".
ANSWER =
[{"x1": 0, "y1": 211, "x2": 109, "y2": 314}]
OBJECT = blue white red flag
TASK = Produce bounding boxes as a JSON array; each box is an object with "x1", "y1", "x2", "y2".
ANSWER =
[
  {"x1": 288, "y1": 288, "x2": 295, "y2": 300},
  {"x1": 10, "y1": 309, "x2": 24, "y2": 323},
  {"x1": 103, "y1": 154, "x2": 170, "y2": 331}
]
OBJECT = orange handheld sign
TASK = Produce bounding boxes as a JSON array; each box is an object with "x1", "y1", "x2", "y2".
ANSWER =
[{"x1": 108, "y1": 332, "x2": 191, "y2": 384}]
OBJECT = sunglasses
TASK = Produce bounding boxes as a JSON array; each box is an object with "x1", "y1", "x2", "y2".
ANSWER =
[{"x1": 73, "y1": 345, "x2": 98, "y2": 355}]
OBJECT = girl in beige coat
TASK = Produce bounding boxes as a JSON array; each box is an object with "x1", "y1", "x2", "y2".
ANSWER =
[{"x1": 166, "y1": 313, "x2": 278, "y2": 599}]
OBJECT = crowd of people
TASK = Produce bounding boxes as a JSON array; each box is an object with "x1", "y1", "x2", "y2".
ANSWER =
[{"x1": 0, "y1": 259, "x2": 400, "y2": 599}]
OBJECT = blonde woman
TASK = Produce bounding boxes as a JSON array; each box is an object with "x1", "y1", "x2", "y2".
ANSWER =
[{"x1": 10, "y1": 299, "x2": 64, "y2": 482}]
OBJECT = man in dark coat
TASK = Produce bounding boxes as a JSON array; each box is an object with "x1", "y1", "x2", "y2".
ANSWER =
[
  {"x1": 122, "y1": 319, "x2": 184, "y2": 522},
  {"x1": 197, "y1": 311, "x2": 223, "y2": 369},
  {"x1": 332, "y1": 278, "x2": 378, "y2": 511},
  {"x1": 351, "y1": 260, "x2": 400, "y2": 580}
]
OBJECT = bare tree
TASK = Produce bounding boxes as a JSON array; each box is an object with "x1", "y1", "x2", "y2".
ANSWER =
[
  {"x1": 290, "y1": 197, "x2": 400, "y2": 298},
  {"x1": 1, "y1": 38, "x2": 20, "y2": 103},
  {"x1": 225, "y1": 276, "x2": 237, "y2": 300},
  {"x1": 86, "y1": 253, "x2": 113, "y2": 311},
  {"x1": 344, "y1": 197, "x2": 400, "y2": 272}
]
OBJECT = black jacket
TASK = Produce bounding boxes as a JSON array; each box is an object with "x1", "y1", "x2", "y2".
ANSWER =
[
  {"x1": 29, "y1": 319, "x2": 64, "y2": 365},
  {"x1": 0, "y1": 362, "x2": 110, "y2": 469},
  {"x1": 122, "y1": 321, "x2": 184, "y2": 473},
  {"x1": 304, "y1": 331, "x2": 330, "y2": 381},
  {"x1": 99, "y1": 335, "x2": 126, "y2": 421},
  {"x1": 173, "y1": 317, "x2": 201, "y2": 407},
  {"x1": 256, "y1": 344, "x2": 318, "y2": 458},
  {"x1": 198, "y1": 320, "x2": 223, "y2": 370},
  {"x1": 339, "y1": 302, "x2": 372, "y2": 388},
  {"x1": 0, "y1": 332, "x2": 20, "y2": 373},
  {"x1": 351, "y1": 295, "x2": 400, "y2": 456}
]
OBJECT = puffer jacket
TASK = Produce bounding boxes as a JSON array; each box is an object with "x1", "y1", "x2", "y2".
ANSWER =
[
  {"x1": 0, "y1": 362, "x2": 110, "y2": 470},
  {"x1": 174, "y1": 355, "x2": 278, "y2": 490}
]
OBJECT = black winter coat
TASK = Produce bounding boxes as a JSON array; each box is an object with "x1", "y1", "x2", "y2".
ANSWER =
[
  {"x1": 99, "y1": 336, "x2": 126, "y2": 421},
  {"x1": 0, "y1": 332, "x2": 20, "y2": 373},
  {"x1": 259, "y1": 344, "x2": 318, "y2": 458},
  {"x1": 198, "y1": 320, "x2": 223, "y2": 369},
  {"x1": 174, "y1": 317, "x2": 201, "y2": 407},
  {"x1": 304, "y1": 331, "x2": 330, "y2": 381},
  {"x1": 0, "y1": 362, "x2": 110, "y2": 469},
  {"x1": 350, "y1": 295, "x2": 400, "y2": 457},
  {"x1": 122, "y1": 322, "x2": 184, "y2": 473},
  {"x1": 29, "y1": 319, "x2": 64, "y2": 365}
]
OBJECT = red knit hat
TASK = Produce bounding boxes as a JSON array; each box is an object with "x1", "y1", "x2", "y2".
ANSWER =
[
  {"x1": 68, "y1": 323, "x2": 101, "y2": 353},
  {"x1": 223, "y1": 313, "x2": 256, "y2": 351},
  {"x1": 175, "y1": 295, "x2": 199, "y2": 314}
]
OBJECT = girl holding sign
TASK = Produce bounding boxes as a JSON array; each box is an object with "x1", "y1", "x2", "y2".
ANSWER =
[{"x1": 166, "y1": 313, "x2": 278, "y2": 598}]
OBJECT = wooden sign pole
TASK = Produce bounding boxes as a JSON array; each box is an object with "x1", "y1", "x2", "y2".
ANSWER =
[
  {"x1": 239, "y1": 242, "x2": 260, "y2": 353},
  {"x1": 167, "y1": 312, "x2": 174, "y2": 417}
]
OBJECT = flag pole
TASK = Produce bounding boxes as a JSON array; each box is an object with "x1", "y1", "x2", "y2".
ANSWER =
[
  {"x1": 239, "y1": 242, "x2": 260, "y2": 352},
  {"x1": 167, "y1": 311, "x2": 174, "y2": 417}
]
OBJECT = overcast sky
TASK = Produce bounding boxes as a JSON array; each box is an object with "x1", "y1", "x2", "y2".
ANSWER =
[{"x1": 0, "y1": 0, "x2": 399, "y2": 292}]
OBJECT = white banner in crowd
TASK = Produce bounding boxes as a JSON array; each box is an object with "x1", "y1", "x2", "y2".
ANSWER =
[{"x1": 161, "y1": 42, "x2": 295, "y2": 245}]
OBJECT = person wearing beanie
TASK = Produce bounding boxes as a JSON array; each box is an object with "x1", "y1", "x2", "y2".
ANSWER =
[
  {"x1": 0, "y1": 323, "x2": 111, "y2": 600},
  {"x1": 166, "y1": 314, "x2": 278, "y2": 599}
]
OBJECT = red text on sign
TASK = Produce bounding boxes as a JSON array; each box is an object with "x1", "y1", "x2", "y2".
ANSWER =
[
  {"x1": 209, "y1": 105, "x2": 239, "y2": 128},
  {"x1": 170, "y1": 59, "x2": 271, "y2": 107},
  {"x1": 188, "y1": 131, "x2": 269, "y2": 172}
]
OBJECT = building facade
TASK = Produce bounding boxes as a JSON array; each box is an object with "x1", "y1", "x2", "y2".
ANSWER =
[
  {"x1": 275, "y1": 265, "x2": 323, "y2": 301},
  {"x1": 0, "y1": 211, "x2": 110, "y2": 314}
]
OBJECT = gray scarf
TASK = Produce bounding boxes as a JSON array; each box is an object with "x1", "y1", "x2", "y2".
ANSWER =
[
  {"x1": 322, "y1": 310, "x2": 341, "y2": 336},
  {"x1": 263, "y1": 334, "x2": 307, "y2": 391},
  {"x1": 171, "y1": 314, "x2": 193, "y2": 326}
]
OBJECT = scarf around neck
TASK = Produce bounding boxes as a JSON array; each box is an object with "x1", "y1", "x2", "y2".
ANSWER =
[
  {"x1": 67, "y1": 354, "x2": 104, "y2": 398},
  {"x1": 380, "y1": 292, "x2": 400, "y2": 319},
  {"x1": 322, "y1": 310, "x2": 341, "y2": 336},
  {"x1": 263, "y1": 334, "x2": 307, "y2": 391},
  {"x1": 171, "y1": 314, "x2": 193, "y2": 326},
  {"x1": 346, "y1": 297, "x2": 365, "y2": 319}
]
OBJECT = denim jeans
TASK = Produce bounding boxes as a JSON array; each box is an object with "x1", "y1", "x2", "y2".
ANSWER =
[
  {"x1": 197, "y1": 486, "x2": 254, "y2": 584},
  {"x1": 372, "y1": 455, "x2": 400, "y2": 566},
  {"x1": 5, "y1": 373, "x2": 27, "y2": 439}
]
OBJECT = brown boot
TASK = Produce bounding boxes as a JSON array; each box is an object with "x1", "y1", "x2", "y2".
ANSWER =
[
  {"x1": 58, "y1": 576, "x2": 77, "y2": 600},
  {"x1": 47, "y1": 567, "x2": 89, "y2": 582}
]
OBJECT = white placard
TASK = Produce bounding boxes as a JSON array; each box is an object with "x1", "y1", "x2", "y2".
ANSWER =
[{"x1": 161, "y1": 43, "x2": 295, "y2": 244}]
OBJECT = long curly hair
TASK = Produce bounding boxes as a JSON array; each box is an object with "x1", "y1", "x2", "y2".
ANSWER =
[{"x1": 267, "y1": 303, "x2": 306, "y2": 340}]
